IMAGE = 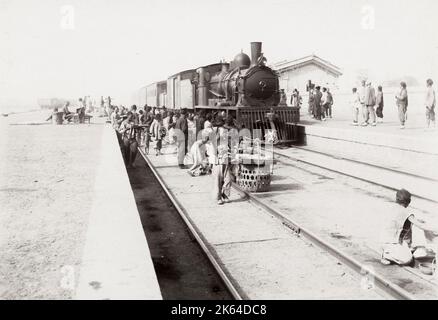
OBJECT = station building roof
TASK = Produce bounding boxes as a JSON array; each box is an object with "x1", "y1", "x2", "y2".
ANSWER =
[{"x1": 271, "y1": 54, "x2": 343, "y2": 77}]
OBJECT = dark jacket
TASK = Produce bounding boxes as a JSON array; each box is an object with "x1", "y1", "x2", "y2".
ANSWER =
[
  {"x1": 376, "y1": 92, "x2": 384, "y2": 108},
  {"x1": 175, "y1": 116, "x2": 188, "y2": 134},
  {"x1": 313, "y1": 91, "x2": 322, "y2": 107},
  {"x1": 195, "y1": 116, "x2": 205, "y2": 136},
  {"x1": 142, "y1": 112, "x2": 154, "y2": 126}
]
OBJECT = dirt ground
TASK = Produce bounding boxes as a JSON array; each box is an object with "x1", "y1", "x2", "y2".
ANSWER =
[{"x1": 0, "y1": 111, "x2": 105, "y2": 299}]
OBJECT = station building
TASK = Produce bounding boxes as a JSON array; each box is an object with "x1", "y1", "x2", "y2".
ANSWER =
[{"x1": 271, "y1": 54, "x2": 343, "y2": 96}]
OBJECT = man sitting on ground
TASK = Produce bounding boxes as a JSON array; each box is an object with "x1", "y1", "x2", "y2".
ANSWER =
[
  {"x1": 380, "y1": 189, "x2": 437, "y2": 266},
  {"x1": 63, "y1": 101, "x2": 74, "y2": 123},
  {"x1": 187, "y1": 135, "x2": 210, "y2": 177}
]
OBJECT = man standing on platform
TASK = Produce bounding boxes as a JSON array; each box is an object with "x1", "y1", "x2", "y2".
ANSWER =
[
  {"x1": 77, "y1": 97, "x2": 86, "y2": 123},
  {"x1": 308, "y1": 84, "x2": 315, "y2": 116},
  {"x1": 395, "y1": 82, "x2": 409, "y2": 129},
  {"x1": 376, "y1": 86, "x2": 384, "y2": 123},
  {"x1": 425, "y1": 79, "x2": 436, "y2": 128},
  {"x1": 351, "y1": 87, "x2": 361, "y2": 126},
  {"x1": 364, "y1": 81, "x2": 377, "y2": 126},
  {"x1": 313, "y1": 86, "x2": 323, "y2": 121},
  {"x1": 321, "y1": 87, "x2": 328, "y2": 120},
  {"x1": 359, "y1": 80, "x2": 368, "y2": 126},
  {"x1": 326, "y1": 88, "x2": 334, "y2": 118},
  {"x1": 175, "y1": 108, "x2": 189, "y2": 168}
]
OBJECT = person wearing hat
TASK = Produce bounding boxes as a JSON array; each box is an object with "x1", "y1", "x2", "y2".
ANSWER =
[
  {"x1": 425, "y1": 78, "x2": 436, "y2": 128},
  {"x1": 380, "y1": 189, "x2": 434, "y2": 266},
  {"x1": 118, "y1": 112, "x2": 139, "y2": 168},
  {"x1": 395, "y1": 82, "x2": 409, "y2": 129},
  {"x1": 210, "y1": 116, "x2": 238, "y2": 205},
  {"x1": 175, "y1": 108, "x2": 189, "y2": 168}
]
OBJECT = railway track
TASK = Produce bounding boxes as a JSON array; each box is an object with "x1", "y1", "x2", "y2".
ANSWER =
[
  {"x1": 289, "y1": 145, "x2": 438, "y2": 183},
  {"x1": 230, "y1": 183, "x2": 416, "y2": 300},
  {"x1": 274, "y1": 146, "x2": 438, "y2": 204},
  {"x1": 138, "y1": 147, "x2": 244, "y2": 300},
  {"x1": 137, "y1": 147, "x2": 426, "y2": 300}
]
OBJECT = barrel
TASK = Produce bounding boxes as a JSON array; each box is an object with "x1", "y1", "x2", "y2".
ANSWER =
[{"x1": 54, "y1": 112, "x2": 64, "y2": 125}]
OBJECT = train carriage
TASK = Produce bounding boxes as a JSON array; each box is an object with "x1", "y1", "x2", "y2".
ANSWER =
[{"x1": 166, "y1": 69, "x2": 196, "y2": 110}]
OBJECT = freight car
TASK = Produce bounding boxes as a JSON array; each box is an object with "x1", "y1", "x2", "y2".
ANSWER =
[{"x1": 138, "y1": 42, "x2": 300, "y2": 142}]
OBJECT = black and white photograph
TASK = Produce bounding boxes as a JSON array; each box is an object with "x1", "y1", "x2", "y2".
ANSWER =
[{"x1": 0, "y1": 0, "x2": 437, "y2": 307}]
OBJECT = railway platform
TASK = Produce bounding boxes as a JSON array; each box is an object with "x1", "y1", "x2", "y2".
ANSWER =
[
  {"x1": 290, "y1": 115, "x2": 438, "y2": 202},
  {"x1": 297, "y1": 116, "x2": 438, "y2": 154},
  {"x1": 75, "y1": 126, "x2": 162, "y2": 300},
  {"x1": 0, "y1": 112, "x2": 162, "y2": 300}
]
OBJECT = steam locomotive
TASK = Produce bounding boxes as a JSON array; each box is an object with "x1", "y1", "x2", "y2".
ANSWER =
[{"x1": 138, "y1": 42, "x2": 300, "y2": 142}]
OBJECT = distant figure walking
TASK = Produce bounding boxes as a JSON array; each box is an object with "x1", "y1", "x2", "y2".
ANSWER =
[
  {"x1": 376, "y1": 86, "x2": 384, "y2": 123},
  {"x1": 351, "y1": 88, "x2": 361, "y2": 126},
  {"x1": 313, "y1": 86, "x2": 323, "y2": 121},
  {"x1": 321, "y1": 87, "x2": 328, "y2": 119},
  {"x1": 363, "y1": 81, "x2": 376, "y2": 126},
  {"x1": 425, "y1": 79, "x2": 436, "y2": 128},
  {"x1": 308, "y1": 84, "x2": 315, "y2": 116},
  {"x1": 77, "y1": 98, "x2": 86, "y2": 123},
  {"x1": 395, "y1": 82, "x2": 408, "y2": 129},
  {"x1": 359, "y1": 80, "x2": 367, "y2": 125},
  {"x1": 290, "y1": 89, "x2": 302, "y2": 108},
  {"x1": 326, "y1": 88, "x2": 333, "y2": 118}
]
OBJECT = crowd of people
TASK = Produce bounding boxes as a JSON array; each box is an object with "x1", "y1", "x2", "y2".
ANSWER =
[
  {"x1": 306, "y1": 85, "x2": 334, "y2": 121},
  {"x1": 349, "y1": 79, "x2": 436, "y2": 129},
  {"x1": 110, "y1": 105, "x2": 239, "y2": 205}
]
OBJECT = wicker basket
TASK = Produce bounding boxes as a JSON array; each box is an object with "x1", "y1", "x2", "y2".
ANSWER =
[{"x1": 237, "y1": 163, "x2": 271, "y2": 192}]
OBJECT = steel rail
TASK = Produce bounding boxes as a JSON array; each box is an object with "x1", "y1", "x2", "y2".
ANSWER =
[
  {"x1": 274, "y1": 150, "x2": 438, "y2": 204},
  {"x1": 290, "y1": 145, "x2": 438, "y2": 183},
  {"x1": 138, "y1": 148, "x2": 245, "y2": 300},
  {"x1": 231, "y1": 182, "x2": 416, "y2": 300}
]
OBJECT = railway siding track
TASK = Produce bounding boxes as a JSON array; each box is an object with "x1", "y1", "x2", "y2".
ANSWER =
[
  {"x1": 245, "y1": 148, "x2": 438, "y2": 299},
  {"x1": 232, "y1": 183, "x2": 418, "y2": 300},
  {"x1": 274, "y1": 147, "x2": 438, "y2": 204},
  {"x1": 138, "y1": 148, "x2": 244, "y2": 300}
]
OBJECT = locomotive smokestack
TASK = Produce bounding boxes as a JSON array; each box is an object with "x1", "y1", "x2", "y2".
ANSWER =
[
  {"x1": 197, "y1": 67, "x2": 209, "y2": 106},
  {"x1": 250, "y1": 42, "x2": 262, "y2": 67}
]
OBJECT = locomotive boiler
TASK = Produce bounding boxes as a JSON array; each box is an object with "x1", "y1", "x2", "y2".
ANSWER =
[{"x1": 196, "y1": 42, "x2": 281, "y2": 108}]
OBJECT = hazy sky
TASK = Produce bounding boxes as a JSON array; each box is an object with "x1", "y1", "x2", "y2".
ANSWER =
[{"x1": 0, "y1": 0, "x2": 437, "y2": 107}]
